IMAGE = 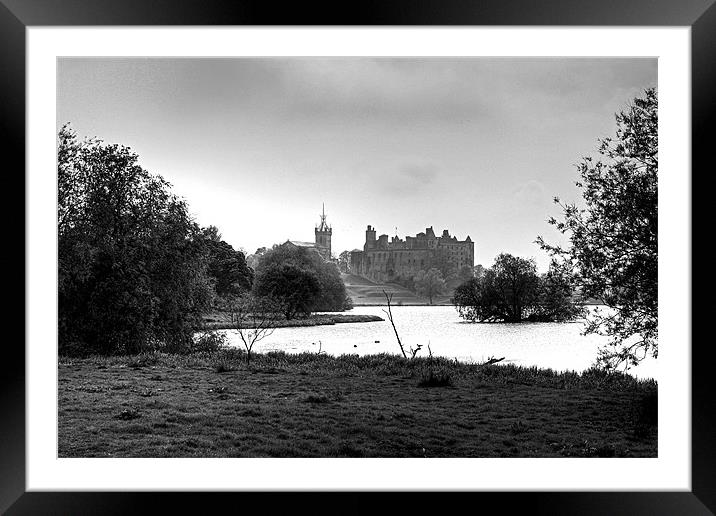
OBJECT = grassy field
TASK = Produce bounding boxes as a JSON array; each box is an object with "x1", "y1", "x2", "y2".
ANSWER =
[{"x1": 58, "y1": 350, "x2": 657, "y2": 458}]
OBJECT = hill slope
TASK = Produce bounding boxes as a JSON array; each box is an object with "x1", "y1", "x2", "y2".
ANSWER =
[{"x1": 342, "y1": 273, "x2": 451, "y2": 306}]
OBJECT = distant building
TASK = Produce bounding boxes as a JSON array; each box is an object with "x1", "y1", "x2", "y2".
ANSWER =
[
  {"x1": 285, "y1": 204, "x2": 333, "y2": 261},
  {"x1": 351, "y1": 225, "x2": 474, "y2": 283}
]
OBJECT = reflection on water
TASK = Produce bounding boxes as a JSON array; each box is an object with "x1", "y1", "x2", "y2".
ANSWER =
[{"x1": 218, "y1": 305, "x2": 657, "y2": 379}]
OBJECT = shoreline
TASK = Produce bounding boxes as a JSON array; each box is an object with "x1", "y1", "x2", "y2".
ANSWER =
[
  {"x1": 351, "y1": 302, "x2": 452, "y2": 307},
  {"x1": 199, "y1": 313, "x2": 384, "y2": 330},
  {"x1": 345, "y1": 302, "x2": 604, "y2": 307}
]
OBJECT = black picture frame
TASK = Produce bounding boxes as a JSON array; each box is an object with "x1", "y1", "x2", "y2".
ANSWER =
[{"x1": 4, "y1": 1, "x2": 714, "y2": 514}]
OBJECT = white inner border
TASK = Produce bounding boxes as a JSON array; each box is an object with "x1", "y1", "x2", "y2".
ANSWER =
[{"x1": 27, "y1": 27, "x2": 691, "y2": 491}]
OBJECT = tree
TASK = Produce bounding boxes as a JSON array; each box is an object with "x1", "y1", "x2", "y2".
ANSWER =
[
  {"x1": 313, "y1": 260, "x2": 351, "y2": 312},
  {"x1": 432, "y1": 249, "x2": 458, "y2": 283},
  {"x1": 199, "y1": 226, "x2": 253, "y2": 302},
  {"x1": 254, "y1": 243, "x2": 350, "y2": 313},
  {"x1": 490, "y1": 254, "x2": 540, "y2": 322},
  {"x1": 58, "y1": 124, "x2": 212, "y2": 355},
  {"x1": 532, "y1": 261, "x2": 586, "y2": 322},
  {"x1": 452, "y1": 253, "x2": 581, "y2": 323},
  {"x1": 253, "y1": 263, "x2": 321, "y2": 319},
  {"x1": 456, "y1": 265, "x2": 474, "y2": 284},
  {"x1": 229, "y1": 295, "x2": 277, "y2": 365},
  {"x1": 453, "y1": 277, "x2": 492, "y2": 322},
  {"x1": 337, "y1": 250, "x2": 352, "y2": 273},
  {"x1": 537, "y1": 88, "x2": 658, "y2": 370},
  {"x1": 413, "y1": 268, "x2": 446, "y2": 305},
  {"x1": 246, "y1": 246, "x2": 268, "y2": 271}
]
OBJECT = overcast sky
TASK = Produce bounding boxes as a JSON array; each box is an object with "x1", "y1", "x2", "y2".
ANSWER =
[{"x1": 57, "y1": 57, "x2": 656, "y2": 271}]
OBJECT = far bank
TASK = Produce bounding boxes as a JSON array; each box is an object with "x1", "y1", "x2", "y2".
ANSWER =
[{"x1": 200, "y1": 313, "x2": 384, "y2": 331}]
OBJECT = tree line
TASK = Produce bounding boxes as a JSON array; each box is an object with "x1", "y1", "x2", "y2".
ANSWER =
[{"x1": 58, "y1": 125, "x2": 348, "y2": 356}]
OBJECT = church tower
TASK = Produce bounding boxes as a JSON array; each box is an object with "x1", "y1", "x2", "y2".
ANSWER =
[{"x1": 315, "y1": 203, "x2": 332, "y2": 260}]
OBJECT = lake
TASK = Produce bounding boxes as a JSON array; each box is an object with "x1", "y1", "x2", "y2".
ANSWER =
[{"x1": 218, "y1": 305, "x2": 658, "y2": 380}]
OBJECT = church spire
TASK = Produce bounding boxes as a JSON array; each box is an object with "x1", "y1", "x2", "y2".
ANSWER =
[
  {"x1": 318, "y1": 203, "x2": 330, "y2": 232},
  {"x1": 315, "y1": 203, "x2": 332, "y2": 261}
]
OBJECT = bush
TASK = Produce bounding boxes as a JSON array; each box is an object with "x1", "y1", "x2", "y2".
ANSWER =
[
  {"x1": 214, "y1": 359, "x2": 235, "y2": 373},
  {"x1": 418, "y1": 368, "x2": 453, "y2": 388},
  {"x1": 126, "y1": 352, "x2": 160, "y2": 369},
  {"x1": 192, "y1": 331, "x2": 228, "y2": 353}
]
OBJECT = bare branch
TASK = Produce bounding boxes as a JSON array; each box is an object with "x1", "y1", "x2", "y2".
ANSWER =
[
  {"x1": 230, "y1": 296, "x2": 277, "y2": 365},
  {"x1": 481, "y1": 356, "x2": 505, "y2": 366},
  {"x1": 383, "y1": 289, "x2": 407, "y2": 359}
]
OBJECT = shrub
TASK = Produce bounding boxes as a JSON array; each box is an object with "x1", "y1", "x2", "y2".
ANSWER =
[
  {"x1": 115, "y1": 408, "x2": 141, "y2": 420},
  {"x1": 214, "y1": 359, "x2": 235, "y2": 373},
  {"x1": 418, "y1": 368, "x2": 453, "y2": 387},
  {"x1": 126, "y1": 352, "x2": 159, "y2": 369},
  {"x1": 192, "y1": 330, "x2": 228, "y2": 353}
]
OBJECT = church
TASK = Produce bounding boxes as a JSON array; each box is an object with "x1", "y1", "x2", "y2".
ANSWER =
[{"x1": 284, "y1": 204, "x2": 333, "y2": 262}]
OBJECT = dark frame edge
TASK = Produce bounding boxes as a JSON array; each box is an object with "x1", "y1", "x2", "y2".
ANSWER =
[
  {"x1": 1, "y1": 0, "x2": 716, "y2": 26},
  {"x1": 6, "y1": 0, "x2": 716, "y2": 514},
  {"x1": 691, "y1": 0, "x2": 716, "y2": 513},
  {"x1": 0, "y1": 1, "x2": 26, "y2": 515}
]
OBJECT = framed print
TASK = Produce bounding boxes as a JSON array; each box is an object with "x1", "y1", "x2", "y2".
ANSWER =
[{"x1": 4, "y1": 0, "x2": 715, "y2": 513}]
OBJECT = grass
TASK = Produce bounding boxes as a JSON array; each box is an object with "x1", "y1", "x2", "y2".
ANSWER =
[
  {"x1": 58, "y1": 350, "x2": 657, "y2": 458},
  {"x1": 417, "y1": 369, "x2": 453, "y2": 388}
]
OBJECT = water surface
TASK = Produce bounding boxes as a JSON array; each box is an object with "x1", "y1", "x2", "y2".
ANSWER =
[{"x1": 219, "y1": 305, "x2": 657, "y2": 379}]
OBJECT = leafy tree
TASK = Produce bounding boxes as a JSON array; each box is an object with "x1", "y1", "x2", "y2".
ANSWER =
[
  {"x1": 337, "y1": 250, "x2": 352, "y2": 273},
  {"x1": 58, "y1": 124, "x2": 212, "y2": 355},
  {"x1": 246, "y1": 246, "x2": 269, "y2": 271},
  {"x1": 413, "y1": 268, "x2": 446, "y2": 304},
  {"x1": 432, "y1": 249, "x2": 458, "y2": 282},
  {"x1": 537, "y1": 88, "x2": 658, "y2": 370},
  {"x1": 532, "y1": 261, "x2": 586, "y2": 322},
  {"x1": 199, "y1": 226, "x2": 253, "y2": 302},
  {"x1": 254, "y1": 243, "x2": 351, "y2": 313},
  {"x1": 452, "y1": 253, "x2": 581, "y2": 323},
  {"x1": 456, "y1": 265, "x2": 474, "y2": 284},
  {"x1": 253, "y1": 263, "x2": 321, "y2": 319},
  {"x1": 452, "y1": 277, "x2": 486, "y2": 321},
  {"x1": 314, "y1": 260, "x2": 351, "y2": 311},
  {"x1": 490, "y1": 254, "x2": 540, "y2": 322}
]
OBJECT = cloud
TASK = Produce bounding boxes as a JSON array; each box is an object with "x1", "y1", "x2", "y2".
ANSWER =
[
  {"x1": 269, "y1": 57, "x2": 656, "y2": 126},
  {"x1": 274, "y1": 58, "x2": 492, "y2": 122},
  {"x1": 401, "y1": 163, "x2": 438, "y2": 184},
  {"x1": 381, "y1": 162, "x2": 440, "y2": 196},
  {"x1": 512, "y1": 179, "x2": 548, "y2": 206}
]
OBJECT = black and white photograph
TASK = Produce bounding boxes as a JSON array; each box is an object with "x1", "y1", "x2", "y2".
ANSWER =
[{"x1": 54, "y1": 56, "x2": 660, "y2": 459}]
